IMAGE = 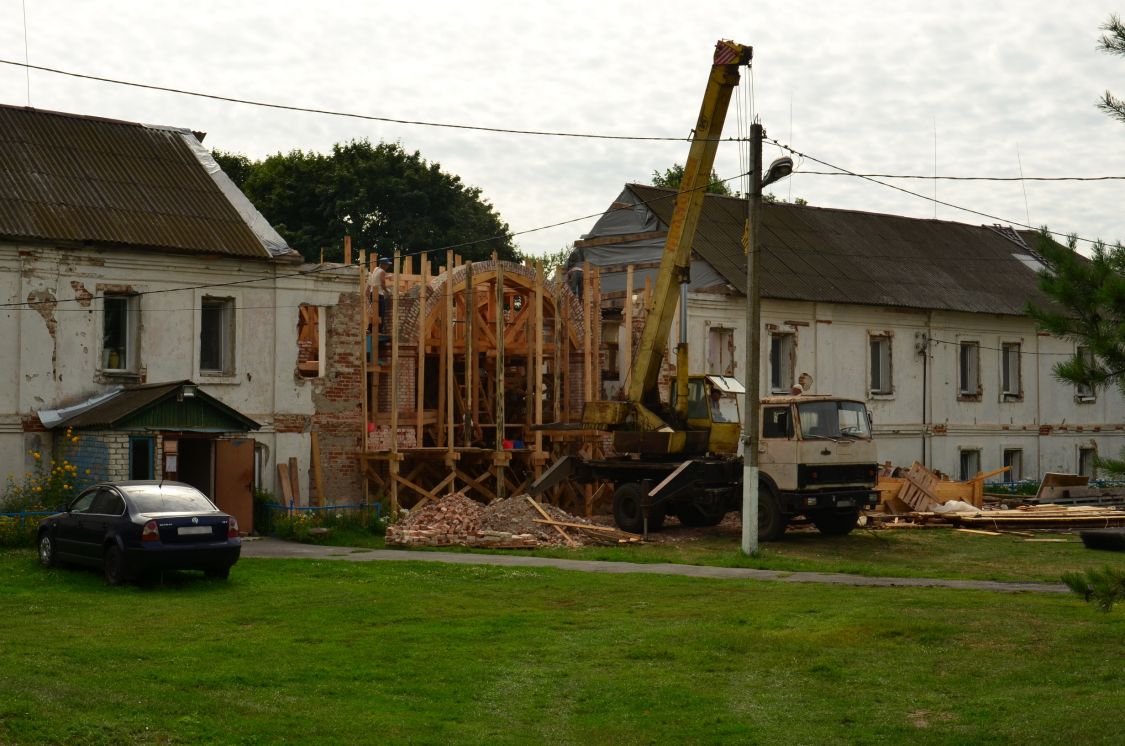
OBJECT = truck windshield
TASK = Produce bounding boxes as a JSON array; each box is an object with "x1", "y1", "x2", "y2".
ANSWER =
[{"x1": 797, "y1": 400, "x2": 872, "y2": 440}]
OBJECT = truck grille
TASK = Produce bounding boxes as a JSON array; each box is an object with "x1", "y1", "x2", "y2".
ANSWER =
[{"x1": 797, "y1": 463, "x2": 877, "y2": 489}]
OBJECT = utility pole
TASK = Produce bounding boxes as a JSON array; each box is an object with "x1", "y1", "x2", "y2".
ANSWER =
[{"x1": 742, "y1": 122, "x2": 764, "y2": 556}]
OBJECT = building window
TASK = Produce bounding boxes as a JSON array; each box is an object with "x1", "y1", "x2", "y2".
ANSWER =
[
  {"x1": 959, "y1": 449, "x2": 981, "y2": 481},
  {"x1": 1079, "y1": 447, "x2": 1098, "y2": 479},
  {"x1": 102, "y1": 294, "x2": 138, "y2": 372},
  {"x1": 869, "y1": 335, "x2": 892, "y2": 395},
  {"x1": 129, "y1": 436, "x2": 155, "y2": 480},
  {"x1": 708, "y1": 326, "x2": 735, "y2": 376},
  {"x1": 1076, "y1": 346, "x2": 1095, "y2": 400},
  {"x1": 769, "y1": 333, "x2": 795, "y2": 394},
  {"x1": 200, "y1": 297, "x2": 235, "y2": 375},
  {"x1": 1002, "y1": 449, "x2": 1022, "y2": 482},
  {"x1": 959, "y1": 341, "x2": 980, "y2": 398},
  {"x1": 1001, "y1": 343, "x2": 1021, "y2": 399}
]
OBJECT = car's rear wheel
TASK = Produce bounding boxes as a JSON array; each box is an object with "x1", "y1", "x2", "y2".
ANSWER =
[
  {"x1": 38, "y1": 533, "x2": 57, "y2": 568},
  {"x1": 205, "y1": 566, "x2": 231, "y2": 580},
  {"x1": 103, "y1": 545, "x2": 131, "y2": 586}
]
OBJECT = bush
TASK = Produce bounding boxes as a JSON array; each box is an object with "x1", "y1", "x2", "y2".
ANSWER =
[
  {"x1": 1, "y1": 428, "x2": 91, "y2": 514},
  {"x1": 0, "y1": 514, "x2": 39, "y2": 548},
  {"x1": 269, "y1": 504, "x2": 387, "y2": 544}
]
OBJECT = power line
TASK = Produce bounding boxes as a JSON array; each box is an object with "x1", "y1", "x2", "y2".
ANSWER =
[
  {"x1": 799, "y1": 170, "x2": 1125, "y2": 182},
  {"x1": 0, "y1": 58, "x2": 737, "y2": 144},
  {"x1": 767, "y1": 136, "x2": 1105, "y2": 246}
]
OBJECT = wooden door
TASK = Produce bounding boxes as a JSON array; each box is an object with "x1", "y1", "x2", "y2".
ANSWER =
[{"x1": 215, "y1": 438, "x2": 255, "y2": 534}]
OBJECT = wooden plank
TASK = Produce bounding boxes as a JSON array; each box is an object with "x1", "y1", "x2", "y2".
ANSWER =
[
  {"x1": 525, "y1": 495, "x2": 577, "y2": 547},
  {"x1": 533, "y1": 262, "x2": 544, "y2": 475},
  {"x1": 445, "y1": 249, "x2": 455, "y2": 458},
  {"x1": 276, "y1": 462, "x2": 294, "y2": 503},
  {"x1": 390, "y1": 250, "x2": 402, "y2": 515},
  {"x1": 955, "y1": 528, "x2": 1004, "y2": 537},
  {"x1": 495, "y1": 255, "x2": 506, "y2": 500},
  {"x1": 464, "y1": 260, "x2": 475, "y2": 447},
  {"x1": 573, "y1": 229, "x2": 668, "y2": 249},
  {"x1": 288, "y1": 457, "x2": 301, "y2": 505},
  {"x1": 310, "y1": 432, "x2": 325, "y2": 507},
  {"x1": 416, "y1": 254, "x2": 428, "y2": 446}
]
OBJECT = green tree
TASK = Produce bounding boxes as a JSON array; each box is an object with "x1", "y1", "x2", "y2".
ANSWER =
[
  {"x1": 651, "y1": 163, "x2": 735, "y2": 196},
  {"x1": 1026, "y1": 233, "x2": 1125, "y2": 477},
  {"x1": 1097, "y1": 14, "x2": 1125, "y2": 123},
  {"x1": 211, "y1": 140, "x2": 515, "y2": 264}
]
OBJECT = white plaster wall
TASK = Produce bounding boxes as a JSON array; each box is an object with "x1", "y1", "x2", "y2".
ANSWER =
[
  {"x1": 0, "y1": 242, "x2": 355, "y2": 501},
  {"x1": 680, "y1": 291, "x2": 1125, "y2": 482}
]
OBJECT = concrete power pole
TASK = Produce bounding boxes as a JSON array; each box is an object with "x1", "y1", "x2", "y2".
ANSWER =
[{"x1": 741, "y1": 122, "x2": 764, "y2": 556}]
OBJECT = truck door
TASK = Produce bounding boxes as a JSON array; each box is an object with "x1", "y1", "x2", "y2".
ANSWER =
[{"x1": 759, "y1": 405, "x2": 797, "y2": 490}]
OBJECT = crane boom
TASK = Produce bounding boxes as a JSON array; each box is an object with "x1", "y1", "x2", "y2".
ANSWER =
[{"x1": 583, "y1": 40, "x2": 752, "y2": 444}]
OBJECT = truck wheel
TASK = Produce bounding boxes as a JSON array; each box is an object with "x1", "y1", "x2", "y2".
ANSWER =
[
  {"x1": 612, "y1": 483, "x2": 665, "y2": 534},
  {"x1": 758, "y1": 487, "x2": 787, "y2": 542},
  {"x1": 674, "y1": 505, "x2": 724, "y2": 528},
  {"x1": 811, "y1": 509, "x2": 860, "y2": 536}
]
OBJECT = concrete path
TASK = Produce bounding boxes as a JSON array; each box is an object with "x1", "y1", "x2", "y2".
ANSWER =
[{"x1": 240, "y1": 537, "x2": 1067, "y2": 594}]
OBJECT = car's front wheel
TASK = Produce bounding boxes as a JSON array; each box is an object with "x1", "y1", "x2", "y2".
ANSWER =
[
  {"x1": 38, "y1": 533, "x2": 57, "y2": 568},
  {"x1": 103, "y1": 545, "x2": 132, "y2": 586}
]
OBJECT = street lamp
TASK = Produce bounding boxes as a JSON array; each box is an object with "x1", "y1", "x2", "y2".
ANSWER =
[{"x1": 742, "y1": 123, "x2": 791, "y2": 556}]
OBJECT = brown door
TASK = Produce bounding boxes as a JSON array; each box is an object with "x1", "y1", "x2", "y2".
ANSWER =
[{"x1": 215, "y1": 438, "x2": 255, "y2": 534}]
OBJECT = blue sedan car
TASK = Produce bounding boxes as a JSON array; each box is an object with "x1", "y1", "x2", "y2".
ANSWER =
[{"x1": 37, "y1": 481, "x2": 241, "y2": 584}]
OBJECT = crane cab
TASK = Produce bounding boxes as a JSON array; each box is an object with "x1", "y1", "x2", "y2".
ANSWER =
[{"x1": 681, "y1": 374, "x2": 744, "y2": 455}]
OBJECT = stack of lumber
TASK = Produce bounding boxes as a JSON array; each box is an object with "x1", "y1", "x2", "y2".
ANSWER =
[
  {"x1": 937, "y1": 504, "x2": 1125, "y2": 530},
  {"x1": 877, "y1": 462, "x2": 1008, "y2": 513},
  {"x1": 385, "y1": 492, "x2": 640, "y2": 548}
]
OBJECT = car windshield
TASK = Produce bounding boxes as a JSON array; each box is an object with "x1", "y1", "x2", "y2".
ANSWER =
[
  {"x1": 797, "y1": 400, "x2": 872, "y2": 440},
  {"x1": 123, "y1": 485, "x2": 218, "y2": 514}
]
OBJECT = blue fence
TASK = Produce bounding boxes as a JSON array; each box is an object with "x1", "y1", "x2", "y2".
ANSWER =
[{"x1": 0, "y1": 510, "x2": 55, "y2": 525}]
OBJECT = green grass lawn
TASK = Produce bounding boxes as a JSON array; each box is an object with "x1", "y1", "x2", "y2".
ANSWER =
[
  {"x1": 2, "y1": 548, "x2": 1122, "y2": 745},
  {"x1": 318, "y1": 524, "x2": 1125, "y2": 584}
]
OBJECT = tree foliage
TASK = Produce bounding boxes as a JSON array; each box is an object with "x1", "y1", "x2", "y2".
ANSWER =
[
  {"x1": 211, "y1": 140, "x2": 515, "y2": 264},
  {"x1": 651, "y1": 163, "x2": 735, "y2": 196},
  {"x1": 1026, "y1": 233, "x2": 1125, "y2": 476},
  {"x1": 1097, "y1": 14, "x2": 1125, "y2": 124},
  {"x1": 1062, "y1": 567, "x2": 1125, "y2": 612}
]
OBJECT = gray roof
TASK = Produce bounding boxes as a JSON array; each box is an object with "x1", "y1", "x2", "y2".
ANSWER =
[
  {"x1": 622, "y1": 184, "x2": 1053, "y2": 315},
  {"x1": 0, "y1": 105, "x2": 273, "y2": 259}
]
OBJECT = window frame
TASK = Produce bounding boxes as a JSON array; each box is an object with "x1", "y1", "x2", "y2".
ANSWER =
[
  {"x1": 769, "y1": 332, "x2": 795, "y2": 394},
  {"x1": 1002, "y1": 448, "x2": 1022, "y2": 482},
  {"x1": 1078, "y1": 446, "x2": 1098, "y2": 480},
  {"x1": 1075, "y1": 346, "x2": 1096, "y2": 401},
  {"x1": 200, "y1": 296, "x2": 236, "y2": 377},
  {"x1": 1000, "y1": 342, "x2": 1022, "y2": 400},
  {"x1": 868, "y1": 334, "x2": 893, "y2": 396},
  {"x1": 958, "y1": 340, "x2": 981, "y2": 400},
  {"x1": 958, "y1": 448, "x2": 981, "y2": 481},
  {"x1": 101, "y1": 293, "x2": 139, "y2": 374}
]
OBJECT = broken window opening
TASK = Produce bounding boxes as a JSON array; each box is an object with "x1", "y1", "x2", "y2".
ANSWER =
[
  {"x1": 297, "y1": 304, "x2": 323, "y2": 378},
  {"x1": 200, "y1": 297, "x2": 235, "y2": 375}
]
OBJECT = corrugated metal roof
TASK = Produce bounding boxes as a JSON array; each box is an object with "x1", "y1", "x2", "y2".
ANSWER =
[
  {"x1": 623, "y1": 184, "x2": 1051, "y2": 315},
  {"x1": 0, "y1": 105, "x2": 270, "y2": 258},
  {"x1": 53, "y1": 380, "x2": 260, "y2": 431}
]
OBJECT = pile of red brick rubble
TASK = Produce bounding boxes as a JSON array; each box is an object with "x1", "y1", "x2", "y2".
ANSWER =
[{"x1": 385, "y1": 491, "x2": 609, "y2": 548}]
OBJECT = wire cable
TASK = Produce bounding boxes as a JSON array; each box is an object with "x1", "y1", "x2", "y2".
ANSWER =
[{"x1": 0, "y1": 58, "x2": 741, "y2": 144}]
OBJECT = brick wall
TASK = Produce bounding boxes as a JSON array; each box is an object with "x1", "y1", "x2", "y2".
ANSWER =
[{"x1": 308, "y1": 292, "x2": 364, "y2": 501}]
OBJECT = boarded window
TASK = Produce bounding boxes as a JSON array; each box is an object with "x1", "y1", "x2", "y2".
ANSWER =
[{"x1": 708, "y1": 327, "x2": 735, "y2": 376}]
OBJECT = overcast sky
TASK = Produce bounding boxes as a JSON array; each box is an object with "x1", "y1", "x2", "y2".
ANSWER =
[{"x1": 2, "y1": 1, "x2": 1123, "y2": 257}]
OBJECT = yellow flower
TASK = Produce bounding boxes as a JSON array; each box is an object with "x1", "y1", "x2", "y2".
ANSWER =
[
  {"x1": 84, "y1": 469, "x2": 91, "y2": 475},
  {"x1": 33, "y1": 486, "x2": 41, "y2": 492},
  {"x1": 63, "y1": 484, "x2": 69, "y2": 489},
  {"x1": 32, "y1": 452, "x2": 41, "y2": 460}
]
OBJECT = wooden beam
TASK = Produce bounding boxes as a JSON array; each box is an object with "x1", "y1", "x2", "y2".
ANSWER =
[
  {"x1": 416, "y1": 254, "x2": 428, "y2": 447},
  {"x1": 287, "y1": 457, "x2": 301, "y2": 506},
  {"x1": 495, "y1": 254, "x2": 506, "y2": 500},
  {"x1": 573, "y1": 230, "x2": 668, "y2": 250},
  {"x1": 445, "y1": 249, "x2": 456, "y2": 469},
  {"x1": 464, "y1": 261, "x2": 474, "y2": 447},
  {"x1": 389, "y1": 250, "x2": 402, "y2": 516},
  {"x1": 534, "y1": 261, "x2": 545, "y2": 476},
  {"x1": 344, "y1": 235, "x2": 352, "y2": 265},
  {"x1": 276, "y1": 462, "x2": 294, "y2": 504},
  {"x1": 310, "y1": 431, "x2": 325, "y2": 507},
  {"x1": 525, "y1": 495, "x2": 577, "y2": 547}
]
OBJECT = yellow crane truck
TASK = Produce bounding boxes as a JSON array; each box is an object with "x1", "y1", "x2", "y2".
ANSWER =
[{"x1": 529, "y1": 40, "x2": 879, "y2": 540}]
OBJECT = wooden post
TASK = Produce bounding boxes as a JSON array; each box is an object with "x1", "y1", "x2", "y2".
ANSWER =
[
  {"x1": 445, "y1": 249, "x2": 456, "y2": 473},
  {"x1": 389, "y1": 250, "x2": 401, "y2": 515},
  {"x1": 592, "y1": 266, "x2": 601, "y2": 400},
  {"x1": 623, "y1": 264, "x2": 634, "y2": 392},
  {"x1": 495, "y1": 254, "x2": 506, "y2": 500},
  {"x1": 463, "y1": 261, "x2": 474, "y2": 447},
  {"x1": 310, "y1": 431, "x2": 326, "y2": 507},
  {"x1": 553, "y1": 280, "x2": 563, "y2": 423},
  {"x1": 344, "y1": 235, "x2": 352, "y2": 266},
  {"x1": 583, "y1": 262, "x2": 593, "y2": 403},
  {"x1": 533, "y1": 262, "x2": 545, "y2": 477},
  {"x1": 416, "y1": 254, "x2": 429, "y2": 446},
  {"x1": 287, "y1": 457, "x2": 301, "y2": 506}
]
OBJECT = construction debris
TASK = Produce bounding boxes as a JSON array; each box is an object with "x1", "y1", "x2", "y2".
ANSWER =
[{"x1": 385, "y1": 491, "x2": 641, "y2": 548}]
